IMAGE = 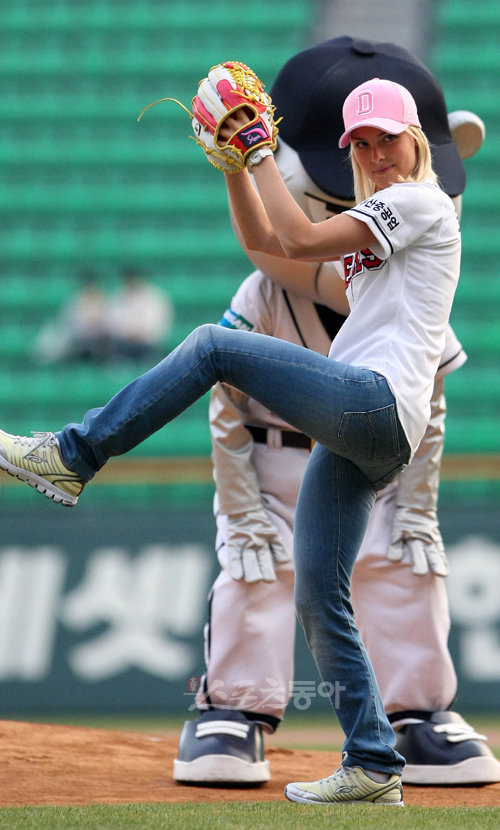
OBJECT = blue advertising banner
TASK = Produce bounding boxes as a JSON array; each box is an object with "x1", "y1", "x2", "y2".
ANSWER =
[{"x1": 0, "y1": 483, "x2": 499, "y2": 717}]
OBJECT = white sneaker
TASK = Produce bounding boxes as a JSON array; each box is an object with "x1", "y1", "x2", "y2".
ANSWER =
[
  {"x1": 285, "y1": 764, "x2": 404, "y2": 806},
  {"x1": 0, "y1": 429, "x2": 84, "y2": 506}
]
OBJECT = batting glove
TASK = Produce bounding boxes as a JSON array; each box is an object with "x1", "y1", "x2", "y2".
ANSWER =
[
  {"x1": 387, "y1": 506, "x2": 449, "y2": 577},
  {"x1": 224, "y1": 508, "x2": 292, "y2": 583}
]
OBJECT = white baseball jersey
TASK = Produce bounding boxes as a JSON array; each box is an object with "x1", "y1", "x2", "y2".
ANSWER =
[{"x1": 335, "y1": 181, "x2": 461, "y2": 454}]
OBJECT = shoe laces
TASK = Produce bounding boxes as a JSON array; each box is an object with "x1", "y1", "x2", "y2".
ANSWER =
[
  {"x1": 320, "y1": 765, "x2": 354, "y2": 795},
  {"x1": 14, "y1": 431, "x2": 57, "y2": 448},
  {"x1": 31, "y1": 431, "x2": 57, "y2": 445},
  {"x1": 434, "y1": 722, "x2": 487, "y2": 743}
]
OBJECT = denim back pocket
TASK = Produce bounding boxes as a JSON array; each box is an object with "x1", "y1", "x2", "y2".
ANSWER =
[{"x1": 338, "y1": 404, "x2": 402, "y2": 461}]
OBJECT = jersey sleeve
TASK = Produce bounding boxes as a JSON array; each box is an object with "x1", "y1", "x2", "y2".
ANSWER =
[
  {"x1": 437, "y1": 324, "x2": 467, "y2": 378},
  {"x1": 345, "y1": 182, "x2": 445, "y2": 260},
  {"x1": 218, "y1": 269, "x2": 277, "y2": 335}
]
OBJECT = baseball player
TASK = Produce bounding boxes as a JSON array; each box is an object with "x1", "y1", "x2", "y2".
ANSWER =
[{"x1": 174, "y1": 38, "x2": 500, "y2": 787}]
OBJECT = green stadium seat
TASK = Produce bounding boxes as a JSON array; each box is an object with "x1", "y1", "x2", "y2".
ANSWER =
[
  {"x1": 427, "y1": 1, "x2": 500, "y2": 454},
  {"x1": 435, "y1": 1, "x2": 500, "y2": 28},
  {"x1": 0, "y1": 0, "x2": 311, "y2": 460}
]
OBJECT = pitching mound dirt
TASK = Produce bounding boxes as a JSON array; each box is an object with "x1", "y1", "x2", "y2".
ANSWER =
[{"x1": 2, "y1": 720, "x2": 500, "y2": 808}]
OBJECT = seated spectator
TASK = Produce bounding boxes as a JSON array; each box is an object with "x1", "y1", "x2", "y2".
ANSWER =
[
  {"x1": 107, "y1": 267, "x2": 174, "y2": 363},
  {"x1": 34, "y1": 270, "x2": 111, "y2": 364}
]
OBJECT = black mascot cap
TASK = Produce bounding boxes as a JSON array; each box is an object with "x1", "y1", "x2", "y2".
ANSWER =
[{"x1": 270, "y1": 36, "x2": 465, "y2": 200}]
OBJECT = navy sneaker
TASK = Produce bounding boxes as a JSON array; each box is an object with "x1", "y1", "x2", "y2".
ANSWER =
[
  {"x1": 394, "y1": 711, "x2": 500, "y2": 785},
  {"x1": 173, "y1": 708, "x2": 270, "y2": 785}
]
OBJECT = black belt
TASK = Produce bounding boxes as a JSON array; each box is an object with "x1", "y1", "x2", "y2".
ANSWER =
[{"x1": 247, "y1": 425, "x2": 312, "y2": 450}]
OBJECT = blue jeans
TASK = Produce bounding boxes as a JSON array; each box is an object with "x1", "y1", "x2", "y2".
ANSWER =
[{"x1": 58, "y1": 324, "x2": 409, "y2": 771}]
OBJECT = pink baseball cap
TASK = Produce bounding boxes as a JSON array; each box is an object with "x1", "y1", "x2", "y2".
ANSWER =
[{"x1": 338, "y1": 77, "x2": 421, "y2": 148}]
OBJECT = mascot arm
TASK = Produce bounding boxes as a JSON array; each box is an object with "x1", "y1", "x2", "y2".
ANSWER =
[{"x1": 230, "y1": 210, "x2": 349, "y2": 314}]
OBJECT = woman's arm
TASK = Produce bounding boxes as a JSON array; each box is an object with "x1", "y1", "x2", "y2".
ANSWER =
[
  {"x1": 224, "y1": 153, "x2": 376, "y2": 265},
  {"x1": 226, "y1": 196, "x2": 349, "y2": 312},
  {"x1": 220, "y1": 114, "x2": 355, "y2": 313},
  {"x1": 246, "y1": 157, "x2": 377, "y2": 261},
  {"x1": 224, "y1": 166, "x2": 288, "y2": 258},
  {"x1": 221, "y1": 108, "x2": 377, "y2": 262}
]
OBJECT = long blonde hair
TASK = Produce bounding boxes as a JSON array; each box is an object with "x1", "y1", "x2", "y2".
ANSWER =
[{"x1": 350, "y1": 126, "x2": 438, "y2": 203}]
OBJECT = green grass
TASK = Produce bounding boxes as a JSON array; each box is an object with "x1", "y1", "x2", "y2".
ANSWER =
[{"x1": 1, "y1": 803, "x2": 499, "y2": 829}]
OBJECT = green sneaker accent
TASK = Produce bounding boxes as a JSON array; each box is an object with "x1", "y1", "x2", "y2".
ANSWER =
[
  {"x1": 285, "y1": 764, "x2": 404, "y2": 806},
  {"x1": 0, "y1": 429, "x2": 84, "y2": 506}
]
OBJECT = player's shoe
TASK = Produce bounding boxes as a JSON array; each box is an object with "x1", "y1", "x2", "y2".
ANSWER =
[
  {"x1": 173, "y1": 708, "x2": 270, "y2": 785},
  {"x1": 285, "y1": 764, "x2": 404, "y2": 806},
  {"x1": 393, "y1": 710, "x2": 500, "y2": 785},
  {"x1": 0, "y1": 429, "x2": 84, "y2": 506}
]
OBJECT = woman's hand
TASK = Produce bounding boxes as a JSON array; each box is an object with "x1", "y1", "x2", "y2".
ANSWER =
[{"x1": 218, "y1": 107, "x2": 254, "y2": 145}]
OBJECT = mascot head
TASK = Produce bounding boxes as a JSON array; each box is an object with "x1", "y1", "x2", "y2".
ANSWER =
[{"x1": 270, "y1": 36, "x2": 483, "y2": 221}]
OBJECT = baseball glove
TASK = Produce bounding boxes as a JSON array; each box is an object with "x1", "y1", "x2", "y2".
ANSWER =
[{"x1": 192, "y1": 61, "x2": 279, "y2": 172}]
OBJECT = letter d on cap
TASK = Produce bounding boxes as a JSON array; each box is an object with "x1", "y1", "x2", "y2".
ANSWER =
[{"x1": 357, "y1": 91, "x2": 374, "y2": 115}]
